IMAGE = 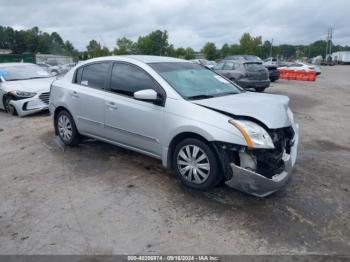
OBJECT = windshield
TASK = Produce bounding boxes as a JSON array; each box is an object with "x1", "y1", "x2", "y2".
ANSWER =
[
  {"x1": 244, "y1": 63, "x2": 265, "y2": 71},
  {"x1": 149, "y1": 62, "x2": 241, "y2": 99},
  {"x1": 0, "y1": 64, "x2": 51, "y2": 81}
]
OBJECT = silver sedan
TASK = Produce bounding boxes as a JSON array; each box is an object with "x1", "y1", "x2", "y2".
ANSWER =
[{"x1": 49, "y1": 55, "x2": 299, "y2": 197}]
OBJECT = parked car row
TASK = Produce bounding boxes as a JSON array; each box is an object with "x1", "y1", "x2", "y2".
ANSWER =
[{"x1": 0, "y1": 56, "x2": 299, "y2": 197}]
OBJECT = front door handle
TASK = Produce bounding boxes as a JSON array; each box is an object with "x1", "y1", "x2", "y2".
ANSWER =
[
  {"x1": 106, "y1": 101, "x2": 117, "y2": 110},
  {"x1": 71, "y1": 91, "x2": 79, "y2": 98}
]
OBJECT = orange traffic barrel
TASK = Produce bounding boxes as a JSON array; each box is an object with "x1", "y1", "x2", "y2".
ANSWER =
[
  {"x1": 308, "y1": 70, "x2": 317, "y2": 81},
  {"x1": 296, "y1": 70, "x2": 304, "y2": 80},
  {"x1": 300, "y1": 70, "x2": 309, "y2": 81},
  {"x1": 289, "y1": 70, "x2": 297, "y2": 80}
]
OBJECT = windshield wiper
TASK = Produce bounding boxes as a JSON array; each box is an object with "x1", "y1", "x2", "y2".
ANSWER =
[
  {"x1": 24, "y1": 76, "x2": 50, "y2": 80},
  {"x1": 187, "y1": 94, "x2": 215, "y2": 100},
  {"x1": 215, "y1": 91, "x2": 239, "y2": 97},
  {"x1": 6, "y1": 76, "x2": 49, "y2": 81}
]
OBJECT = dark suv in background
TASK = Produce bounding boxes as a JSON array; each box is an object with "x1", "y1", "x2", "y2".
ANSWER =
[{"x1": 214, "y1": 55, "x2": 270, "y2": 92}]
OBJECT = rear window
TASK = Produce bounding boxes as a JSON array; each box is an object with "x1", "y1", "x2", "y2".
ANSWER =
[{"x1": 244, "y1": 63, "x2": 265, "y2": 70}]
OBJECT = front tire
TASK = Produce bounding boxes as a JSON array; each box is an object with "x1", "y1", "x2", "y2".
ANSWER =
[
  {"x1": 4, "y1": 96, "x2": 17, "y2": 116},
  {"x1": 56, "y1": 110, "x2": 80, "y2": 146},
  {"x1": 172, "y1": 138, "x2": 221, "y2": 190}
]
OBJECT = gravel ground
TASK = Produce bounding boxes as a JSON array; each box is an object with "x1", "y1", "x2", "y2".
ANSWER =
[{"x1": 0, "y1": 65, "x2": 349, "y2": 255}]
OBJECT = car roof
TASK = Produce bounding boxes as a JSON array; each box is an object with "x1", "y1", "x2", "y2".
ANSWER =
[
  {"x1": 80, "y1": 55, "x2": 188, "y2": 64},
  {"x1": 219, "y1": 59, "x2": 261, "y2": 64},
  {"x1": 224, "y1": 55, "x2": 262, "y2": 62}
]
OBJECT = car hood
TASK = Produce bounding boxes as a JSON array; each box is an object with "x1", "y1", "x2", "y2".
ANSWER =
[
  {"x1": 2, "y1": 77, "x2": 55, "y2": 93},
  {"x1": 193, "y1": 92, "x2": 292, "y2": 129}
]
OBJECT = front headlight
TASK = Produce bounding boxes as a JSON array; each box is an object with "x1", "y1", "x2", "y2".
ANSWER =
[
  {"x1": 228, "y1": 119, "x2": 275, "y2": 149},
  {"x1": 10, "y1": 91, "x2": 37, "y2": 98}
]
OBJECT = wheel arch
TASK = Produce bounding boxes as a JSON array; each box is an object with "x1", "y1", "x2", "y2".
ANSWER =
[
  {"x1": 2, "y1": 93, "x2": 18, "y2": 114},
  {"x1": 166, "y1": 131, "x2": 217, "y2": 171},
  {"x1": 53, "y1": 106, "x2": 72, "y2": 135}
]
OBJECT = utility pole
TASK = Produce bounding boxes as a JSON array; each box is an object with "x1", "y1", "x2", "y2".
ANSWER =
[
  {"x1": 329, "y1": 28, "x2": 333, "y2": 55},
  {"x1": 325, "y1": 28, "x2": 329, "y2": 59},
  {"x1": 270, "y1": 38, "x2": 274, "y2": 57},
  {"x1": 325, "y1": 27, "x2": 334, "y2": 60}
]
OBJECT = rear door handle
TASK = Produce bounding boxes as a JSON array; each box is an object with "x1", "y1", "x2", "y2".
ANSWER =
[
  {"x1": 106, "y1": 101, "x2": 117, "y2": 110},
  {"x1": 71, "y1": 91, "x2": 79, "y2": 98}
]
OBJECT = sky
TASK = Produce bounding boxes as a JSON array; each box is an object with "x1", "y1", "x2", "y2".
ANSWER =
[{"x1": 1, "y1": 0, "x2": 349, "y2": 51}]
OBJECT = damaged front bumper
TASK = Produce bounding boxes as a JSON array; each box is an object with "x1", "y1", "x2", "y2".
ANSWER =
[
  {"x1": 10, "y1": 93, "x2": 49, "y2": 117},
  {"x1": 225, "y1": 123, "x2": 299, "y2": 197}
]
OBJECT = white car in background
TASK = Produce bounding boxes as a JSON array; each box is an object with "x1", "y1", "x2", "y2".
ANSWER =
[
  {"x1": 279, "y1": 62, "x2": 321, "y2": 75},
  {"x1": 37, "y1": 63, "x2": 62, "y2": 76},
  {"x1": 0, "y1": 63, "x2": 55, "y2": 116},
  {"x1": 263, "y1": 57, "x2": 278, "y2": 67}
]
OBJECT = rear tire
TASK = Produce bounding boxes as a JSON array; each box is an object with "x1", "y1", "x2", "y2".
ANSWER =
[
  {"x1": 56, "y1": 110, "x2": 80, "y2": 146},
  {"x1": 4, "y1": 96, "x2": 17, "y2": 116},
  {"x1": 255, "y1": 87, "x2": 266, "y2": 92},
  {"x1": 172, "y1": 138, "x2": 221, "y2": 190}
]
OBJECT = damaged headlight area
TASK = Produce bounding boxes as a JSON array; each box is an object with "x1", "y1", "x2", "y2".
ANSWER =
[
  {"x1": 213, "y1": 125, "x2": 297, "y2": 196},
  {"x1": 10, "y1": 90, "x2": 37, "y2": 99},
  {"x1": 228, "y1": 119, "x2": 274, "y2": 149}
]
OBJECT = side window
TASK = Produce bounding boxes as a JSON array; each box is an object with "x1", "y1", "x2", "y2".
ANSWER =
[
  {"x1": 110, "y1": 63, "x2": 156, "y2": 97},
  {"x1": 223, "y1": 62, "x2": 234, "y2": 70},
  {"x1": 213, "y1": 63, "x2": 224, "y2": 70},
  {"x1": 80, "y1": 62, "x2": 109, "y2": 90}
]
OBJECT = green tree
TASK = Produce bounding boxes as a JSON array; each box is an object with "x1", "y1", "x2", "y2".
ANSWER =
[
  {"x1": 202, "y1": 42, "x2": 217, "y2": 60},
  {"x1": 114, "y1": 37, "x2": 137, "y2": 55},
  {"x1": 184, "y1": 47, "x2": 195, "y2": 60},
  {"x1": 175, "y1": 47, "x2": 186, "y2": 58},
  {"x1": 166, "y1": 44, "x2": 177, "y2": 57},
  {"x1": 239, "y1": 33, "x2": 262, "y2": 55},
  {"x1": 137, "y1": 30, "x2": 169, "y2": 55},
  {"x1": 229, "y1": 44, "x2": 241, "y2": 55},
  {"x1": 86, "y1": 40, "x2": 110, "y2": 58},
  {"x1": 220, "y1": 43, "x2": 231, "y2": 58},
  {"x1": 279, "y1": 44, "x2": 297, "y2": 59}
]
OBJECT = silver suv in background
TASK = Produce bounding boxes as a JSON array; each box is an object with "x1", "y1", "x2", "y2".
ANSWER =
[{"x1": 49, "y1": 55, "x2": 299, "y2": 197}]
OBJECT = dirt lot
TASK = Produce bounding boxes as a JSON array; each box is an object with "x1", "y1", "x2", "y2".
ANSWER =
[{"x1": 0, "y1": 66, "x2": 349, "y2": 255}]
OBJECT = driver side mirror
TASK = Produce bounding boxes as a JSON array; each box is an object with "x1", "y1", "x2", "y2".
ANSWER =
[{"x1": 134, "y1": 89, "x2": 159, "y2": 102}]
